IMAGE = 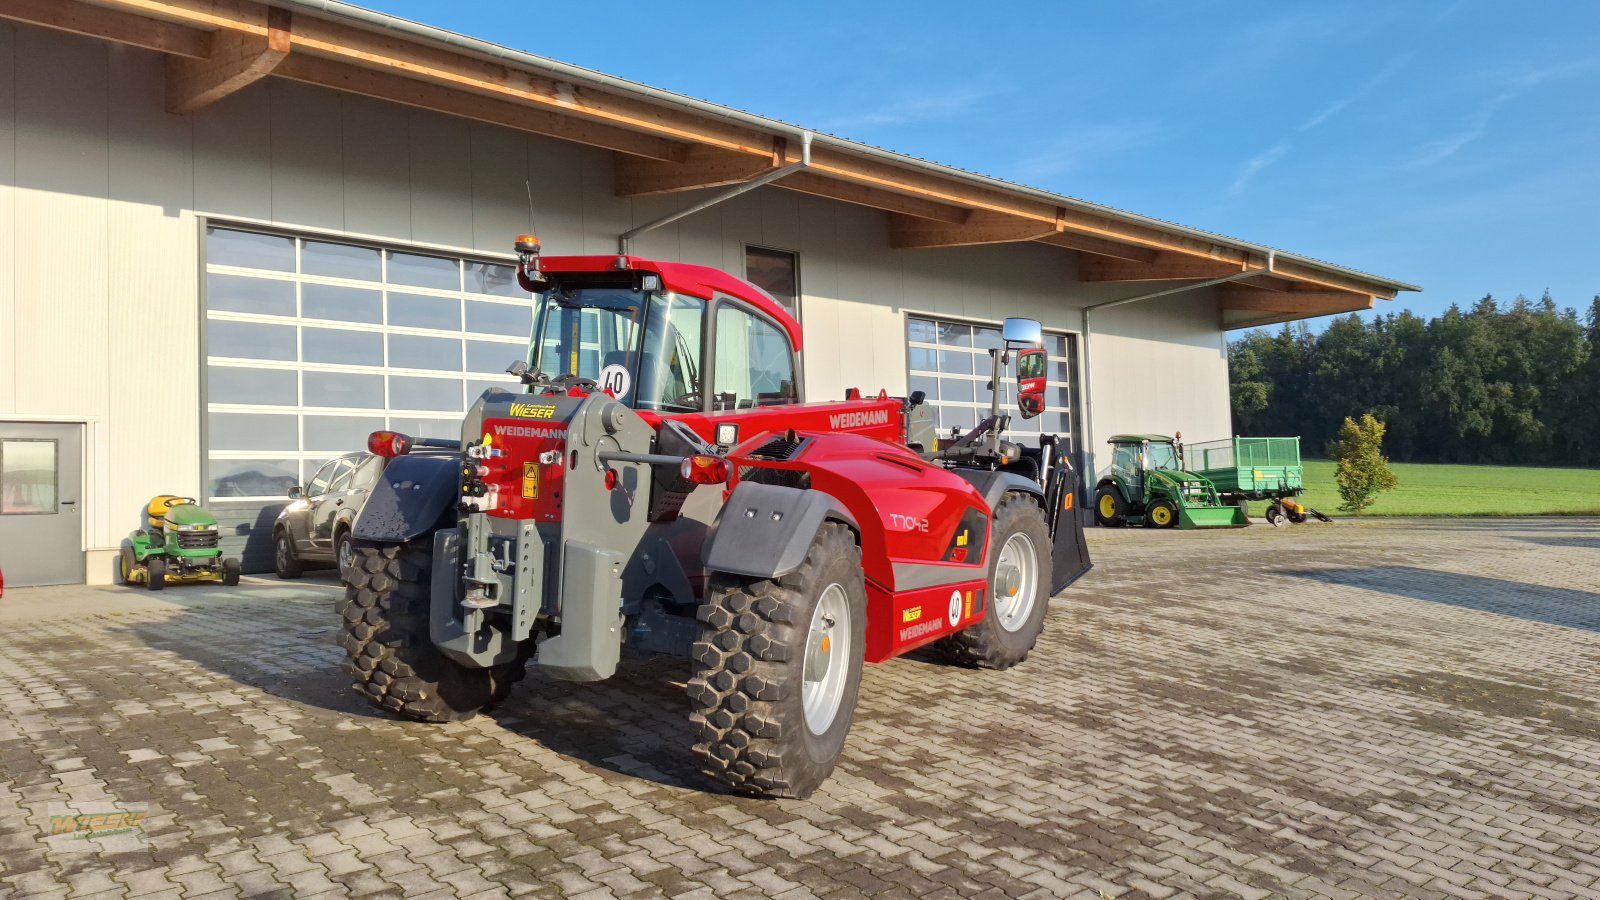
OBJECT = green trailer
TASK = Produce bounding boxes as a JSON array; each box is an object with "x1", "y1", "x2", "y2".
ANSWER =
[{"x1": 1181, "y1": 436, "x2": 1329, "y2": 526}]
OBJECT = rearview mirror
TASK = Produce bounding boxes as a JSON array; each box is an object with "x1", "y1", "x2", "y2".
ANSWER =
[
  {"x1": 1015, "y1": 347, "x2": 1046, "y2": 419},
  {"x1": 1002, "y1": 317, "x2": 1043, "y2": 347}
]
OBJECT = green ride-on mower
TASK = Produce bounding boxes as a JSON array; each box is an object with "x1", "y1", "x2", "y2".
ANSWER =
[
  {"x1": 120, "y1": 495, "x2": 241, "y2": 590},
  {"x1": 1093, "y1": 435, "x2": 1249, "y2": 529}
]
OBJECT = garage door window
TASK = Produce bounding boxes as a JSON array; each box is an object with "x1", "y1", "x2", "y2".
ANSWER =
[
  {"x1": 906, "y1": 315, "x2": 1076, "y2": 440},
  {"x1": 203, "y1": 225, "x2": 530, "y2": 500}
]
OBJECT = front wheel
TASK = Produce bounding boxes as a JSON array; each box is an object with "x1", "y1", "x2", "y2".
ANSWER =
[
  {"x1": 1147, "y1": 499, "x2": 1178, "y2": 529},
  {"x1": 335, "y1": 530, "x2": 355, "y2": 582},
  {"x1": 939, "y1": 493, "x2": 1053, "y2": 670},
  {"x1": 274, "y1": 530, "x2": 304, "y2": 579},
  {"x1": 339, "y1": 539, "x2": 526, "y2": 722},
  {"x1": 690, "y1": 522, "x2": 866, "y2": 799},
  {"x1": 1265, "y1": 503, "x2": 1287, "y2": 527},
  {"x1": 145, "y1": 556, "x2": 166, "y2": 591},
  {"x1": 221, "y1": 558, "x2": 241, "y2": 586}
]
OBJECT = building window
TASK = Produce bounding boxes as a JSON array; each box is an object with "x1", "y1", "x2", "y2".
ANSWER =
[
  {"x1": 744, "y1": 246, "x2": 799, "y2": 319},
  {"x1": 202, "y1": 225, "x2": 530, "y2": 501},
  {"x1": 906, "y1": 315, "x2": 1076, "y2": 441}
]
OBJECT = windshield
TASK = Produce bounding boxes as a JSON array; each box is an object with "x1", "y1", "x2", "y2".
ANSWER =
[
  {"x1": 529, "y1": 287, "x2": 707, "y2": 412},
  {"x1": 1145, "y1": 442, "x2": 1179, "y2": 471}
]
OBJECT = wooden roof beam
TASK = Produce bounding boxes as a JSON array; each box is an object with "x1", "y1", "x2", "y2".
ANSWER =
[
  {"x1": 890, "y1": 210, "x2": 1057, "y2": 249},
  {"x1": 1218, "y1": 286, "x2": 1374, "y2": 329},
  {"x1": 166, "y1": 6, "x2": 290, "y2": 113},
  {"x1": 615, "y1": 141, "x2": 785, "y2": 197},
  {"x1": 273, "y1": 55, "x2": 689, "y2": 162},
  {"x1": 1080, "y1": 251, "x2": 1245, "y2": 282},
  {"x1": 773, "y1": 172, "x2": 969, "y2": 224},
  {"x1": 0, "y1": 0, "x2": 210, "y2": 57},
  {"x1": 1035, "y1": 231, "x2": 1159, "y2": 263}
]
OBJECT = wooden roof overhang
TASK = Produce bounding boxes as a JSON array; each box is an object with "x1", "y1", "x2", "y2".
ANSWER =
[{"x1": 3, "y1": 0, "x2": 1419, "y2": 328}]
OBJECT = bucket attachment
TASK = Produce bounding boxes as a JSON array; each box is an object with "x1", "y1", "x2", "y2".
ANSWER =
[{"x1": 1177, "y1": 504, "x2": 1250, "y2": 529}]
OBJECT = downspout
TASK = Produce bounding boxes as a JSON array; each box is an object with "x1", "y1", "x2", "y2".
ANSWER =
[
  {"x1": 618, "y1": 132, "x2": 813, "y2": 256},
  {"x1": 1078, "y1": 250, "x2": 1275, "y2": 490}
]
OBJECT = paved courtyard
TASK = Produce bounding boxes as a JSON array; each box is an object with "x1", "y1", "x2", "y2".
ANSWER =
[{"x1": 2, "y1": 517, "x2": 1599, "y2": 899}]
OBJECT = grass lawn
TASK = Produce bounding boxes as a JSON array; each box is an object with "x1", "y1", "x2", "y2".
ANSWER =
[{"x1": 1244, "y1": 460, "x2": 1600, "y2": 518}]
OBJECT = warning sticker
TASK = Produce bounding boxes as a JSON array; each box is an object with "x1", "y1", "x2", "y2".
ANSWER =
[{"x1": 522, "y1": 463, "x2": 539, "y2": 499}]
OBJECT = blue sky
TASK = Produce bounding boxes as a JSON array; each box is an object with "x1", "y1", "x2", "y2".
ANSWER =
[{"x1": 358, "y1": 0, "x2": 1600, "y2": 326}]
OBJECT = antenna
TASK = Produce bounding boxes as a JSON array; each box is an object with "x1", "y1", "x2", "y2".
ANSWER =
[{"x1": 523, "y1": 180, "x2": 539, "y2": 236}]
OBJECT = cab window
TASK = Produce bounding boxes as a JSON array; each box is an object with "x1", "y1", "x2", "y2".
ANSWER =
[
  {"x1": 713, "y1": 304, "x2": 796, "y2": 411},
  {"x1": 1111, "y1": 444, "x2": 1140, "y2": 477},
  {"x1": 636, "y1": 292, "x2": 706, "y2": 412},
  {"x1": 350, "y1": 455, "x2": 384, "y2": 491}
]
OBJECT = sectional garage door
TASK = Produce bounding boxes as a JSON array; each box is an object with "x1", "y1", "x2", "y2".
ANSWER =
[
  {"x1": 906, "y1": 314, "x2": 1082, "y2": 461},
  {"x1": 201, "y1": 225, "x2": 530, "y2": 570}
]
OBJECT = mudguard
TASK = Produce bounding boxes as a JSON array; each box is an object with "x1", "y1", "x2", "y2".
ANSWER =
[
  {"x1": 948, "y1": 468, "x2": 1045, "y2": 514},
  {"x1": 351, "y1": 453, "x2": 459, "y2": 544},
  {"x1": 702, "y1": 482, "x2": 858, "y2": 579}
]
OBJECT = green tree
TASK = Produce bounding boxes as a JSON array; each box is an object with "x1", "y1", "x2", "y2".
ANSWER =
[{"x1": 1330, "y1": 414, "x2": 1399, "y2": 512}]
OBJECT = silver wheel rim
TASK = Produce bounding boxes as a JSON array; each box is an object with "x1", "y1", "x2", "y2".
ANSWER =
[
  {"x1": 992, "y1": 532, "x2": 1039, "y2": 633},
  {"x1": 276, "y1": 537, "x2": 289, "y2": 570},
  {"x1": 337, "y1": 537, "x2": 353, "y2": 572},
  {"x1": 802, "y1": 583, "x2": 851, "y2": 735}
]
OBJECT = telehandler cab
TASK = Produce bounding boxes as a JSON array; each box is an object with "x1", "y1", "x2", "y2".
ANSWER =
[{"x1": 339, "y1": 235, "x2": 1092, "y2": 798}]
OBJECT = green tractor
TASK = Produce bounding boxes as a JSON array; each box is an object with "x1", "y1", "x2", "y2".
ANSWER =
[
  {"x1": 1093, "y1": 435, "x2": 1249, "y2": 529},
  {"x1": 120, "y1": 495, "x2": 241, "y2": 590}
]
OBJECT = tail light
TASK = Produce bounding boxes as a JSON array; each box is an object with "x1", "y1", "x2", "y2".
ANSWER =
[
  {"x1": 368, "y1": 430, "x2": 413, "y2": 458},
  {"x1": 680, "y1": 455, "x2": 730, "y2": 485}
]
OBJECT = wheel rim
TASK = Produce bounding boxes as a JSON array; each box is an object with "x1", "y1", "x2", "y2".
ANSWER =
[
  {"x1": 337, "y1": 537, "x2": 353, "y2": 571},
  {"x1": 802, "y1": 583, "x2": 851, "y2": 735},
  {"x1": 1098, "y1": 494, "x2": 1115, "y2": 518},
  {"x1": 992, "y1": 532, "x2": 1039, "y2": 633},
  {"x1": 276, "y1": 536, "x2": 289, "y2": 570},
  {"x1": 1152, "y1": 506, "x2": 1171, "y2": 526}
]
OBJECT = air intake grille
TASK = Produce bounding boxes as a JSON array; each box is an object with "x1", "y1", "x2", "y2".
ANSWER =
[
  {"x1": 176, "y1": 532, "x2": 220, "y2": 551},
  {"x1": 746, "y1": 436, "x2": 804, "y2": 461}
]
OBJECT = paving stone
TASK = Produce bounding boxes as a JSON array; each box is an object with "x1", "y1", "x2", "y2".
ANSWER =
[{"x1": 0, "y1": 519, "x2": 1597, "y2": 898}]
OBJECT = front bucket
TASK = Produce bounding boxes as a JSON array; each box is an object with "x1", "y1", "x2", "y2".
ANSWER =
[{"x1": 1178, "y1": 505, "x2": 1250, "y2": 529}]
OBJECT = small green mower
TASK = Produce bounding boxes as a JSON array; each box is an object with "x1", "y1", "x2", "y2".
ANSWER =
[{"x1": 120, "y1": 495, "x2": 240, "y2": 590}]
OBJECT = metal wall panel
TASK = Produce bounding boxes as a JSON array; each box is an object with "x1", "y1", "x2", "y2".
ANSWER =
[
  {"x1": 106, "y1": 44, "x2": 201, "y2": 555},
  {"x1": 270, "y1": 80, "x2": 346, "y2": 230},
  {"x1": 340, "y1": 95, "x2": 413, "y2": 240},
  {"x1": 0, "y1": 24, "x2": 16, "y2": 415},
  {"x1": 407, "y1": 113, "x2": 474, "y2": 248}
]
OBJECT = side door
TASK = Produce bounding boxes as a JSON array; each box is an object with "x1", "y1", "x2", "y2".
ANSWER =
[
  {"x1": 709, "y1": 300, "x2": 799, "y2": 413},
  {"x1": 308, "y1": 458, "x2": 356, "y2": 552},
  {"x1": 290, "y1": 460, "x2": 338, "y2": 553},
  {"x1": 0, "y1": 423, "x2": 84, "y2": 587}
]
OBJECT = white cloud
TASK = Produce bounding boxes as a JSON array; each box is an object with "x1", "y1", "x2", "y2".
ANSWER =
[
  {"x1": 1230, "y1": 142, "x2": 1292, "y2": 196},
  {"x1": 818, "y1": 87, "x2": 999, "y2": 132},
  {"x1": 1007, "y1": 122, "x2": 1168, "y2": 183}
]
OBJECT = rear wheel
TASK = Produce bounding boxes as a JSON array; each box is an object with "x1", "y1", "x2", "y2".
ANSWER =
[
  {"x1": 1235, "y1": 497, "x2": 1252, "y2": 523},
  {"x1": 1094, "y1": 486, "x2": 1126, "y2": 527},
  {"x1": 940, "y1": 494, "x2": 1052, "y2": 670},
  {"x1": 335, "y1": 529, "x2": 355, "y2": 582},
  {"x1": 274, "y1": 530, "x2": 304, "y2": 579},
  {"x1": 689, "y1": 522, "x2": 866, "y2": 799},
  {"x1": 339, "y1": 539, "x2": 527, "y2": 722},
  {"x1": 1147, "y1": 499, "x2": 1178, "y2": 529},
  {"x1": 1265, "y1": 503, "x2": 1287, "y2": 527},
  {"x1": 145, "y1": 556, "x2": 166, "y2": 592},
  {"x1": 221, "y1": 558, "x2": 241, "y2": 586},
  {"x1": 119, "y1": 544, "x2": 137, "y2": 585}
]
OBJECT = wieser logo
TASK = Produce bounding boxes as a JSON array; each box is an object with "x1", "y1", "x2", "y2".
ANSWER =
[{"x1": 42, "y1": 802, "x2": 149, "y2": 853}]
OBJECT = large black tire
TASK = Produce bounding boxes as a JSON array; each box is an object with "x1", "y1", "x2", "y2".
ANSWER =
[
  {"x1": 939, "y1": 494, "x2": 1052, "y2": 670},
  {"x1": 1265, "y1": 503, "x2": 1287, "y2": 528},
  {"x1": 1094, "y1": 486, "x2": 1126, "y2": 528},
  {"x1": 274, "y1": 529, "x2": 304, "y2": 579},
  {"x1": 1235, "y1": 497, "x2": 1252, "y2": 524},
  {"x1": 145, "y1": 556, "x2": 166, "y2": 592},
  {"x1": 689, "y1": 522, "x2": 866, "y2": 799},
  {"x1": 119, "y1": 544, "x2": 137, "y2": 585},
  {"x1": 339, "y1": 539, "x2": 527, "y2": 722},
  {"x1": 221, "y1": 558, "x2": 241, "y2": 586}
]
